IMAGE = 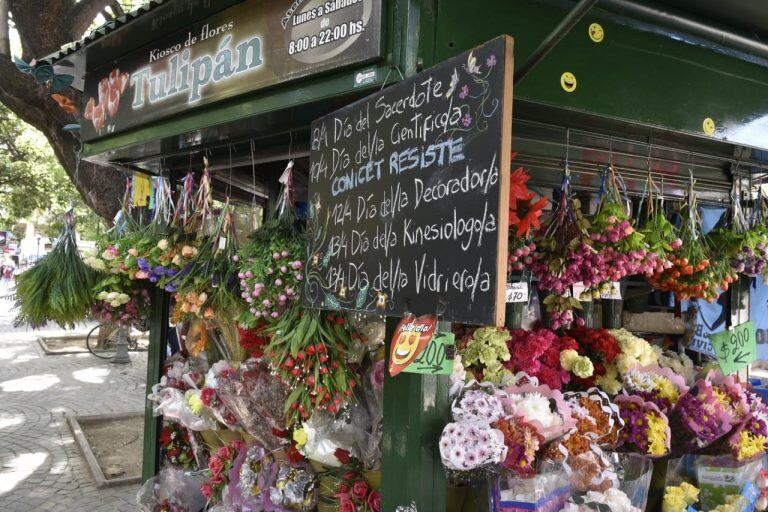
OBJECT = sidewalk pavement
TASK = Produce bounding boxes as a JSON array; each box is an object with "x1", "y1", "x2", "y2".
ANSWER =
[{"x1": 0, "y1": 295, "x2": 148, "y2": 511}]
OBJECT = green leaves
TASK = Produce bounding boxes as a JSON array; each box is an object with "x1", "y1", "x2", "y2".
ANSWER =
[{"x1": 15, "y1": 220, "x2": 98, "y2": 328}]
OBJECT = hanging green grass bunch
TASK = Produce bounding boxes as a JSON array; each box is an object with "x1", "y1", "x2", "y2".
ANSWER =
[{"x1": 15, "y1": 210, "x2": 99, "y2": 328}]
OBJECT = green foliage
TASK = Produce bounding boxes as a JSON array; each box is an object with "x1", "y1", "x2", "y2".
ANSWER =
[
  {"x1": 14, "y1": 216, "x2": 98, "y2": 328},
  {"x1": 0, "y1": 104, "x2": 103, "y2": 236}
]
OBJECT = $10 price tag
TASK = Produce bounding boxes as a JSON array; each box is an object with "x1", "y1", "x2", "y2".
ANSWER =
[{"x1": 506, "y1": 282, "x2": 529, "y2": 303}]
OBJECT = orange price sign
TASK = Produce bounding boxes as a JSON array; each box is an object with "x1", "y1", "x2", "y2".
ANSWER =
[{"x1": 388, "y1": 314, "x2": 437, "y2": 377}]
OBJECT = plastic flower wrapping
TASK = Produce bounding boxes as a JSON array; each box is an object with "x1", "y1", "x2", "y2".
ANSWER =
[
  {"x1": 228, "y1": 444, "x2": 317, "y2": 511},
  {"x1": 214, "y1": 358, "x2": 289, "y2": 450},
  {"x1": 137, "y1": 468, "x2": 207, "y2": 512}
]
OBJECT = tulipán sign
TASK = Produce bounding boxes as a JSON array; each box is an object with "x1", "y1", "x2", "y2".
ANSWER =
[{"x1": 81, "y1": 0, "x2": 382, "y2": 141}]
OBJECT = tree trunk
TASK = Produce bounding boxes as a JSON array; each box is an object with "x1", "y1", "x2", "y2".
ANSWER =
[{"x1": 0, "y1": 0, "x2": 128, "y2": 221}]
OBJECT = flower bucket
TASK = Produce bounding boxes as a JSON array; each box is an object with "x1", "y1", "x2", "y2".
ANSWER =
[
  {"x1": 490, "y1": 470, "x2": 570, "y2": 512},
  {"x1": 601, "y1": 299, "x2": 623, "y2": 329},
  {"x1": 447, "y1": 485, "x2": 468, "y2": 512},
  {"x1": 695, "y1": 455, "x2": 763, "y2": 510},
  {"x1": 575, "y1": 300, "x2": 595, "y2": 328},
  {"x1": 611, "y1": 453, "x2": 653, "y2": 510},
  {"x1": 505, "y1": 302, "x2": 525, "y2": 330}
]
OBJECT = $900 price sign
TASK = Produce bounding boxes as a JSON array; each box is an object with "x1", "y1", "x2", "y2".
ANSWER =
[{"x1": 303, "y1": 36, "x2": 514, "y2": 325}]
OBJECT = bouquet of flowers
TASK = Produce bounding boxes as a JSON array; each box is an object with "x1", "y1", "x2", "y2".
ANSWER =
[
  {"x1": 199, "y1": 362, "x2": 242, "y2": 430},
  {"x1": 214, "y1": 358, "x2": 288, "y2": 450},
  {"x1": 667, "y1": 379, "x2": 733, "y2": 452},
  {"x1": 505, "y1": 329, "x2": 573, "y2": 390},
  {"x1": 237, "y1": 322, "x2": 270, "y2": 359},
  {"x1": 494, "y1": 415, "x2": 545, "y2": 476},
  {"x1": 159, "y1": 423, "x2": 197, "y2": 469},
  {"x1": 657, "y1": 350, "x2": 696, "y2": 386},
  {"x1": 709, "y1": 372, "x2": 750, "y2": 424},
  {"x1": 609, "y1": 329, "x2": 660, "y2": 376},
  {"x1": 563, "y1": 328, "x2": 621, "y2": 393},
  {"x1": 459, "y1": 327, "x2": 512, "y2": 384},
  {"x1": 647, "y1": 191, "x2": 737, "y2": 301},
  {"x1": 91, "y1": 275, "x2": 151, "y2": 327},
  {"x1": 148, "y1": 363, "x2": 217, "y2": 432},
  {"x1": 507, "y1": 164, "x2": 548, "y2": 274},
  {"x1": 503, "y1": 381, "x2": 576, "y2": 442},
  {"x1": 557, "y1": 388, "x2": 624, "y2": 458},
  {"x1": 622, "y1": 365, "x2": 688, "y2": 413},
  {"x1": 614, "y1": 394, "x2": 671, "y2": 457},
  {"x1": 439, "y1": 383, "x2": 507, "y2": 484},
  {"x1": 333, "y1": 471, "x2": 381, "y2": 512},
  {"x1": 266, "y1": 306, "x2": 362, "y2": 425},
  {"x1": 564, "y1": 488, "x2": 641, "y2": 512},
  {"x1": 201, "y1": 440, "x2": 245, "y2": 503}
]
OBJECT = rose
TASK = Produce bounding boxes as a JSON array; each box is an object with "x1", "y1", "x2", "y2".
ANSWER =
[
  {"x1": 371, "y1": 360, "x2": 384, "y2": 389},
  {"x1": 343, "y1": 471, "x2": 357, "y2": 481},
  {"x1": 336, "y1": 493, "x2": 357, "y2": 512},
  {"x1": 337, "y1": 482, "x2": 350, "y2": 494},
  {"x1": 159, "y1": 427, "x2": 173, "y2": 445},
  {"x1": 208, "y1": 456, "x2": 224, "y2": 477},
  {"x1": 367, "y1": 490, "x2": 381, "y2": 512},
  {"x1": 335, "y1": 448, "x2": 351, "y2": 464},
  {"x1": 216, "y1": 445, "x2": 232, "y2": 460},
  {"x1": 200, "y1": 484, "x2": 213, "y2": 499},
  {"x1": 352, "y1": 480, "x2": 368, "y2": 499}
]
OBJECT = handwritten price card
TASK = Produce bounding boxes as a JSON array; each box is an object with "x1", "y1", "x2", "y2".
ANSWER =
[
  {"x1": 303, "y1": 36, "x2": 514, "y2": 325},
  {"x1": 710, "y1": 321, "x2": 757, "y2": 374},
  {"x1": 403, "y1": 332, "x2": 455, "y2": 375}
]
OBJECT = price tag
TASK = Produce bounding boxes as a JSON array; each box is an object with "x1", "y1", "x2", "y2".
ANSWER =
[
  {"x1": 600, "y1": 282, "x2": 622, "y2": 300},
  {"x1": 572, "y1": 282, "x2": 591, "y2": 302},
  {"x1": 710, "y1": 321, "x2": 756, "y2": 374},
  {"x1": 218, "y1": 237, "x2": 228, "y2": 250},
  {"x1": 506, "y1": 282, "x2": 529, "y2": 303},
  {"x1": 403, "y1": 332, "x2": 455, "y2": 375}
]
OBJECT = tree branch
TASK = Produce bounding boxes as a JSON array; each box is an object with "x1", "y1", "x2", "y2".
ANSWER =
[
  {"x1": 0, "y1": 0, "x2": 9, "y2": 57},
  {"x1": 72, "y1": 0, "x2": 124, "y2": 39}
]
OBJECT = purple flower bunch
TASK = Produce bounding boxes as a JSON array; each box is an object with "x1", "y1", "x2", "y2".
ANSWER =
[
  {"x1": 135, "y1": 257, "x2": 179, "y2": 291},
  {"x1": 668, "y1": 380, "x2": 733, "y2": 452}
]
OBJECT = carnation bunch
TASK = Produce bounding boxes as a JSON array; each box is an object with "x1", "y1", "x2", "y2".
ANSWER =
[
  {"x1": 563, "y1": 328, "x2": 621, "y2": 392},
  {"x1": 505, "y1": 329, "x2": 572, "y2": 389},
  {"x1": 459, "y1": 327, "x2": 512, "y2": 384},
  {"x1": 662, "y1": 482, "x2": 699, "y2": 512},
  {"x1": 609, "y1": 329, "x2": 660, "y2": 377}
]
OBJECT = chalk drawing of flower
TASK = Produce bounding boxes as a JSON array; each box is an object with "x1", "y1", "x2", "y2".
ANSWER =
[
  {"x1": 459, "y1": 84, "x2": 469, "y2": 99},
  {"x1": 462, "y1": 113, "x2": 472, "y2": 128},
  {"x1": 486, "y1": 55, "x2": 497, "y2": 68}
]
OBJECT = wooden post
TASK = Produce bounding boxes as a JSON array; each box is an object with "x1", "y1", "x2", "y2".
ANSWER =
[
  {"x1": 382, "y1": 317, "x2": 449, "y2": 511},
  {"x1": 141, "y1": 287, "x2": 170, "y2": 482}
]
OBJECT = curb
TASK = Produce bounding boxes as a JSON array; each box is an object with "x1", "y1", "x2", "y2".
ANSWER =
[{"x1": 66, "y1": 411, "x2": 145, "y2": 488}]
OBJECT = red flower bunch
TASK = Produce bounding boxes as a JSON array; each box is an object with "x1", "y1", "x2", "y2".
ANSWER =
[
  {"x1": 564, "y1": 328, "x2": 620, "y2": 386},
  {"x1": 504, "y1": 329, "x2": 571, "y2": 390},
  {"x1": 200, "y1": 440, "x2": 244, "y2": 503},
  {"x1": 199, "y1": 387, "x2": 239, "y2": 428},
  {"x1": 238, "y1": 323, "x2": 270, "y2": 358},
  {"x1": 335, "y1": 471, "x2": 380, "y2": 512},
  {"x1": 159, "y1": 423, "x2": 195, "y2": 469}
]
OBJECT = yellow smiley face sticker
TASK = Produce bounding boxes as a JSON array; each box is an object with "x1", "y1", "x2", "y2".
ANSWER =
[
  {"x1": 391, "y1": 331, "x2": 421, "y2": 366},
  {"x1": 703, "y1": 117, "x2": 716, "y2": 136},
  {"x1": 588, "y1": 23, "x2": 604, "y2": 43},
  {"x1": 561, "y1": 72, "x2": 577, "y2": 93}
]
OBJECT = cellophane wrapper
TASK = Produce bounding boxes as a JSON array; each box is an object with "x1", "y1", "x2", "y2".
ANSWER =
[
  {"x1": 230, "y1": 445, "x2": 317, "y2": 511},
  {"x1": 215, "y1": 358, "x2": 288, "y2": 450},
  {"x1": 490, "y1": 460, "x2": 570, "y2": 512},
  {"x1": 136, "y1": 468, "x2": 206, "y2": 512},
  {"x1": 301, "y1": 407, "x2": 373, "y2": 468},
  {"x1": 148, "y1": 386, "x2": 218, "y2": 431},
  {"x1": 606, "y1": 452, "x2": 653, "y2": 510}
]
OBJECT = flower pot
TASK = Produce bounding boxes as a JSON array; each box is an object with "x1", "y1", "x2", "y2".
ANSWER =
[{"x1": 601, "y1": 299, "x2": 623, "y2": 329}]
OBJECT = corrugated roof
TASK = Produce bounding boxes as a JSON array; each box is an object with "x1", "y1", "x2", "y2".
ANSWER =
[{"x1": 39, "y1": 0, "x2": 168, "y2": 65}]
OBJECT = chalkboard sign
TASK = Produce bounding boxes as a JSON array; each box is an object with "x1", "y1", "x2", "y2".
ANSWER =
[{"x1": 304, "y1": 36, "x2": 513, "y2": 325}]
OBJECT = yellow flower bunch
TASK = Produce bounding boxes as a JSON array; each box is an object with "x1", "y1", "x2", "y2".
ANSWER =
[
  {"x1": 662, "y1": 482, "x2": 699, "y2": 512},
  {"x1": 560, "y1": 349, "x2": 595, "y2": 378},
  {"x1": 653, "y1": 376, "x2": 681, "y2": 404},
  {"x1": 711, "y1": 495, "x2": 747, "y2": 512},
  {"x1": 594, "y1": 364, "x2": 622, "y2": 395},
  {"x1": 736, "y1": 430, "x2": 768, "y2": 461},
  {"x1": 647, "y1": 412, "x2": 669, "y2": 456}
]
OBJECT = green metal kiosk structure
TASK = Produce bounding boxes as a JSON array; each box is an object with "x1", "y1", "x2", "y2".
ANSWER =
[{"x1": 44, "y1": 0, "x2": 768, "y2": 509}]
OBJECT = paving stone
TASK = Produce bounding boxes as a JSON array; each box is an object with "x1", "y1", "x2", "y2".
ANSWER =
[{"x1": 0, "y1": 296, "x2": 146, "y2": 511}]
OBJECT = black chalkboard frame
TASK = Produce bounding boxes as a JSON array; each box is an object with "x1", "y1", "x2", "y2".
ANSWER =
[{"x1": 304, "y1": 35, "x2": 513, "y2": 326}]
